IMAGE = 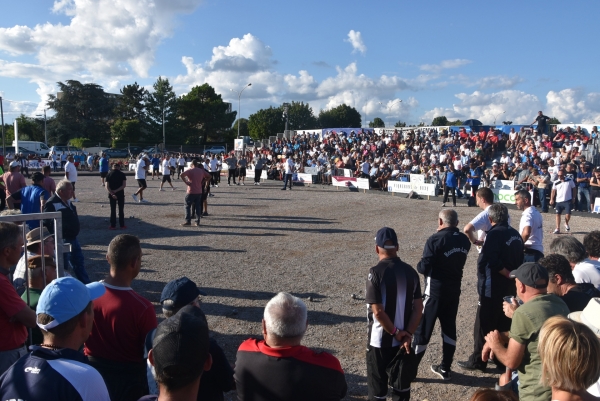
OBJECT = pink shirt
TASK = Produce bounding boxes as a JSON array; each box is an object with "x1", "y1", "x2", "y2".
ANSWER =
[
  {"x1": 1, "y1": 172, "x2": 26, "y2": 196},
  {"x1": 180, "y1": 167, "x2": 210, "y2": 195},
  {"x1": 42, "y1": 176, "x2": 56, "y2": 195}
]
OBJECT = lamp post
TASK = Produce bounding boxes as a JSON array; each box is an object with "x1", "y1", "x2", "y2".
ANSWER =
[
  {"x1": 231, "y1": 83, "x2": 252, "y2": 139},
  {"x1": 0, "y1": 96, "x2": 5, "y2": 157},
  {"x1": 35, "y1": 109, "x2": 47, "y2": 145},
  {"x1": 162, "y1": 107, "x2": 165, "y2": 151},
  {"x1": 493, "y1": 111, "x2": 505, "y2": 125}
]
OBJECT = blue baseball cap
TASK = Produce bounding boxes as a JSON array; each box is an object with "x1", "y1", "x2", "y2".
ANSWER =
[
  {"x1": 375, "y1": 227, "x2": 398, "y2": 249},
  {"x1": 36, "y1": 277, "x2": 105, "y2": 330},
  {"x1": 160, "y1": 277, "x2": 207, "y2": 312}
]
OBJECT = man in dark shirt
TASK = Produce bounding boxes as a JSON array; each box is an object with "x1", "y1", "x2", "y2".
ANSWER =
[
  {"x1": 365, "y1": 227, "x2": 423, "y2": 401},
  {"x1": 531, "y1": 111, "x2": 550, "y2": 136},
  {"x1": 105, "y1": 163, "x2": 127, "y2": 229},
  {"x1": 539, "y1": 254, "x2": 599, "y2": 312},
  {"x1": 458, "y1": 204, "x2": 524, "y2": 371},
  {"x1": 234, "y1": 292, "x2": 347, "y2": 401},
  {"x1": 411, "y1": 210, "x2": 471, "y2": 381}
]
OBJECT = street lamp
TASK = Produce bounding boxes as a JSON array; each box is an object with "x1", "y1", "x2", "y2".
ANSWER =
[
  {"x1": 162, "y1": 107, "x2": 165, "y2": 151},
  {"x1": 231, "y1": 83, "x2": 252, "y2": 139},
  {"x1": 493, "y1": 111, "x2": 505, "y2": 125},
  {"x1": 0, "y1": 96, "x2": 5, "y2": 157},
  {"x1": 35, "y1": 109, "x2": 47, "y2": 145}
]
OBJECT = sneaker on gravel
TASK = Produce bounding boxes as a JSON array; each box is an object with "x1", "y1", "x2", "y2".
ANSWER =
[
  {"x1": 214, "y1": 184, "x2": 218, "y2": 188},
  {"x1": 181, "y1": 222, "x2": 191, "y2": 226},
  {"x1": 108, "y1": 226, "x2": 116, "y2": 230},
  {"x1": 159, "y1": 188, "x2": 165, "y2": 191},
  {"x1": 132, "y1": 194, "x2": 138, "y2": 202},
  {"x1": 195, "y1": 221, "x2": 200, "y2": 227},
  {"x1": 431, "y1": 364, "x2": 451, "y2": 381},
  {"x1": 565, "y1": 224, "x2": 570, "y2": 232},
  {"x1": 202, "y1": 212, "x2": 208, "y2": 217},
  {"x1": 141, "y1": 199, "x2": 149, "y2": 203},
  {"x1": 241, "y1": 183, "x2": 245, "y2": 186},
  {"x1": 172, "y1": 188, "x2": 176, "y2": 191},
  {"x1": 553, "y1": 228, "x2": 560, "y2": 234}
]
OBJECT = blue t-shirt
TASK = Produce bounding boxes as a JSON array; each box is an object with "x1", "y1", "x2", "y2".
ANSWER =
[
  {"x1": 469, "y1": 168, "x2": 482, "y2": 186},
  {"x1": 20, "y1": 185, "x2": 49, "y2": 228},
  {"x1": 151, "y1": 157, "x2": 160, "y2": 168},
  {"x1": 99, "y1": 157, "x2": 109, "y2": 173},
  {"x1": 577, "y1": 171, "x2": 592, "y2": 188},
  {"x1": 445, "y1": 171, "x2": 458, "y2": 188}
]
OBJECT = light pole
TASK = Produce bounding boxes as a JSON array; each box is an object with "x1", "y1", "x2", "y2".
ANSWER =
[
  {"x1": 162, "y1": 107, "x2": 165, "y2": 151},
  {"x1": 0, "y1": 96, "x2": 5, "y2": 157},
  {"x1": 35, "y1": 109, "x2": 47, "y2": 145},
  {"x1": 231, "y1": 83, "x2": 252, "y2": 139},
  {"x1": 493, "y1": 111, "x2": 505, "y2": 125}
]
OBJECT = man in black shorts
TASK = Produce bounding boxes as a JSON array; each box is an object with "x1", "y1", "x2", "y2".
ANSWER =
[
  {"x1": 132, "y1": 154, "x2": 149, "y2": 203},
  {"x1": 237, "y1": 155, "x2": 248, "y2": 186},
  {"x1": 159, "y1": 154, "x2": 175, "y2": 191}
]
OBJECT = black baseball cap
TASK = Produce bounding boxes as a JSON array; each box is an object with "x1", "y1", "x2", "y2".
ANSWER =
[
  {"x1": 509, "y1": 262, "x2": 549, "y2": 289},
  {"x1": 375, "y1": 227, "x2": 398, "y2": 249},
  {"x1": 152, "y1": 305, "x2": 209, "y2": 387},
  {"x1": 160, "y1": 277, "x2": 207, "y2": 311}
]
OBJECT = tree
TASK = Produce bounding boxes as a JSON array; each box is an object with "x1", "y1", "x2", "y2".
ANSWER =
[
  {"x1": 12, "y1": 114, "x2": 44, "y2": 142},
  {"x1": 177, "y1": 83, "x2": 237, "y2": 144},
  {"x1": 248, "y1": 106, "x2": 284, "y2": 140},
  {"x1": 46, "y1": 80, "x2": 116, "y2": 144},
  {"x1": 431, "y1": 116, "x2": 450, "y2": 126},
  {"x1": 318, "y1": 104, "x2": 361, "y2": 128},
  {"x1": 145, "y1": 77, "x2": 178, "y2": 145},
  {"x1": 502, "y1": 120, "x2": 513, "y2": 125},
  {"x1": 115, "y1": 82, "x2": 147, "y2": 121},
  {"x1": 232, "y1": 118, "x2": 249, "y2": 138},
  {"x1": 548, "y1": 117, "x2": 561, "y2": 124},
  {"x1": 287, "y1": 101, "x2": 318, "y2": 130},
  {"x1": 449, "y1": 120, "x2": 464, "y2": 126},
  {"x1": 394, "y1": 121, "x2": 406, "y2": 128},
  {"x1": 369, "y1": 117, "x2": 385, "y2": 128},
  {"x1": 68, "y1": 138, "x2": 91, "y2": 148},
  {"x1": 110, "y1": 119, "x2": 142, "y2": 146}
]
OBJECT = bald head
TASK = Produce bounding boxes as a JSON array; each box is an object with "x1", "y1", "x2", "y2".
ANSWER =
[{"x1": 439, "y1": 209, "x2": 458, "y2": 227}]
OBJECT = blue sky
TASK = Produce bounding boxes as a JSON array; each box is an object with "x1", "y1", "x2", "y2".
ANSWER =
[{"x1": 1, "y1": 0, "x2": 599, "y2": 127}]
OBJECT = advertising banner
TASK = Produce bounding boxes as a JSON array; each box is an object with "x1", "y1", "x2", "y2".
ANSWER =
[
  {"x1": 245, "y1": 168, "x2": 267, "y2": 180},
  {"x1": 491, "y1": 180, "x2": 515, "y2": 190},
  {"x1": 304, "y1": 167, "x2": 319, "y2": 175},
  {"x1": 332, "y1": 176, "x2": 370, "y2": 190},
  {"x1": 388, "y1": 181, "x2": 436, "y2": 196},
  {"x1": 294, "y1": 173, "x2": 316, "y2": 184}
]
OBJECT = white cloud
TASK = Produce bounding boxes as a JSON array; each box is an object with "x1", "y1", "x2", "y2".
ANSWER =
[
  {"x1": 420, "y1": 59, "x2": 472, "y2": 74},
  {"x1": 345, "y1": 30, "x2": 366, "y2": 54},
  {"x1": 546, "y1": 88, "x2": 600, "y2": 124},
  {"x1": 451, "y1": 74, "x2": 524, "y2": 90}
]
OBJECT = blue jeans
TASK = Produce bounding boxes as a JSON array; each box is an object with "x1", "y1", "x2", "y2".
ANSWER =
[
  {"x1": 538, "y1": 188, "x2": 548, "y2": 212},
  {"x1": 64, "y1": 237, "x2": 90, "y2": 284},
  {"x1": 185, "y1": 193, "x2": 202, "y2": 223},
  {"x1": 578, "y1": 187, "x2": 591, "y2": 211},
  {"x1": 282, "y1": 173, "x2": 293, "y2": 189}
]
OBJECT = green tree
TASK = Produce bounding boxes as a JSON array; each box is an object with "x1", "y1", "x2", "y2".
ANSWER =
[
  {"x1": 145, "y1": 76, "x2": 178, "y2": 145},
  {"x1": 13, "y1": 114, "x2": 44, "y2": 142},
  {"x1": 449, "y1": 120, "x2": 464, "y2": 126},
  {"x1": 232, "y1": 118, "x2": 249, "y2": 138},
  {"x1": 110, "y1": 119, "x2": 141, "y2": 145},
  {"x1": 248, "y1": 106, "x2": 284, "y2": 140},
  {"x1": 46, "y1": 80, "x2": 116, "y2": 144},
  {"x1": 115, "y1": 82, "x2": 147, "y2": 121},
  {"x1": 68, "y1": 137, "x2": 91, "y2": 148},
  {"x1": 431, "y1": 116, "x2": 450, "y2": 126},
  {"x1": 369, "y1": 117, "x2": 385, "y2": 128},
  {"x1": 394, "y1": 120, "x2": 406, "y2": 127},
  {"x1": 177, "y1": 83, "x2": 237, "y2": 144},
  {"x1": 548, "y1": 117, "x2": 561, "y2": 124},
  {"x1": 287, "y1": 101, "x2": 318, "y2": 130},
  {"x1": 318, "y1": 104, "x2": 361, "y2": 128}
]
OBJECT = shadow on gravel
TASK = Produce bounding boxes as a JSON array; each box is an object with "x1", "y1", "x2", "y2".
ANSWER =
[
  {"x1": 215, "y1": 224, "x2": 367, "y2": 235},
  {"x1": 142, "y1": 243, "x2": 246, "y2": 253},
  {"x1": 218, "y1": 215, "x2": 337, "y2": 225},
  {"x1": 414, "y1": 370, "x2": 497, "y2": 388},
  {"x1": 200, "y1": 288, "x2": 326, "y2": 301}
]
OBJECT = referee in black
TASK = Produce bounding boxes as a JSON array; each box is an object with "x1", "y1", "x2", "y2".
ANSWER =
[
  {"x1": 409, "y1": 209, "x2": 471, "y2": 381},
  {"x1": 365, "y1": 227, "x2": 423, "y2": 401}
]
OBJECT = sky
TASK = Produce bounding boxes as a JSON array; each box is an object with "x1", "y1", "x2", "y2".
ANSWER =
[{"x1": 1, "y1": 0, "x2": 599, "y2": 128}]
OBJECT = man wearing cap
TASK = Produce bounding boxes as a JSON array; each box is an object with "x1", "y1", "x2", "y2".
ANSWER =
[
  {"x1": 515, "y1": 189, "x2": 544, "y2": 262},
  {"x1": 19, "y1": 172, "x2": 50, "y2": 229},
  {"x1": 1, "y1": 161, "x2": 27, "y2": 210},
  {"x1": 0, "y1": 276, "x2": 110, "y2": 400},
  {"x1": 0, "y1": 222, "x2": 37, "y2": 375},
  {"x1": 84, "y1": 234, "x2": 157, "y2": 401},
  {"x1": 365, "y1": 227, "x2": 423, "y2": 401},
  {"x1": 140, "y1": 305, "x2": 212, "y2": 401},
  {"x1": 550, "y1": 168, "x2": 576, "y2": 234},
  {"x1": 458, "y1": 204, "x2": 523, "y2": 372},
  {"x1": 144, "y1": 277, "x2": 234, "y2": 400},
  {"x1": 235, "y1": 292, "x2": 347, "y2": 401},
  {"x1": 21, "y1": 255, "x2": 57, "y2": 345},
  {"x1": 13, "y1": 227, "x2": 55, "y2": 293},
  {"x1": 482, "y1": 262, "x2": 569, "y2": 401},
  {"x1": 410, "y1": 210, "x2": 471, "y2": 381}
]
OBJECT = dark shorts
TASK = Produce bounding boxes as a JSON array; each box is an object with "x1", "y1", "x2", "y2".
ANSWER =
[
  {"x1": 137, "y1": 179, "x2": 147, "y2": 189},
  {"x1": 162, "y1": 175, "x2": 171, "y2": 183},
  {"x1": 72, "y1": 182, "x2": 76, "y2": 191},
  {"x1": 201, "y1": 191, "x2": 208, "y2": 201},
  {"x1": 555, "y1": 200, "x2": 572, "y2": 215},
  {"x1": 100, "y1": 172, "x2": 108, "y2": 178},
  {"x1": 239, "y1": 167, "x2": 246, "y2": 177}
]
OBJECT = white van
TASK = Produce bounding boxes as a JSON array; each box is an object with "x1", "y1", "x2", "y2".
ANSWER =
[{"x1": 12, "y1": 141, "x2": 50, "y2": 157}]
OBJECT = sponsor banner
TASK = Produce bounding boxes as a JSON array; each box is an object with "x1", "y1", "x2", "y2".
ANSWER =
[
  {"x1": 294, "y1": 173, "x2": 315, "y2": 183},
  {"x1": 245, "y1": 168, "x2": 267, "y2": 180},
  {"x1": 388, "y1": 181, "x2": 436, "y2": 196},
  {"x1": 332, "y1": 176, "x2": 370, "y2": 190},
  {"x1": 492, "y1": 180, "x2": 515, "y2": 190},
  {"x1": 492, "y1": 189, "x2": 534, "y2": 204},
  {"x1": 304, "y1": 166, "x2": 319, "y2": 175},
  {"x1": 28, "y1": 160, "x2": 52, "y2": 169},
  {"x1": 409, "y1": 174, "x2": 425, "y2": 184},
  {"x1": 234, "y1": 139, "x2": 244, "y2": 151}
]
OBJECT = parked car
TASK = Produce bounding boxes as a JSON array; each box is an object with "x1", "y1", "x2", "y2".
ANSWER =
[
  {"x1": 142, "y1": 147, "x2": 158, "y2": 154},
  {"x1": 50, "y1": 145, "x2": 83, "y2": 155},
  {"x1": 123, "y1": 146, "x2": 144, "y2": 156},
  {"x1": 103, "y1": 148, "x2": 129, "y2": 158},
  {"x1": 12, "y1": 141, "x2": 51, "y2": 157},
  {"x1": 1, "y1": 146, "x2": 39, "y2": 159},
  {"x1": 204, "y1": 146, "x2": 227, "y2": 155}
]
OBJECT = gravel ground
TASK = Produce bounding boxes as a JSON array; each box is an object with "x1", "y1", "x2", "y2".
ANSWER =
[{"x1": 68, "y1": 173, "x2": 599, "y2": 401}]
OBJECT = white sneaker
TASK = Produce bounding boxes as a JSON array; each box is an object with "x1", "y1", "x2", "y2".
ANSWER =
[
  {"x1": 553, "y1": 228, "x2": 560, "y2": 234},
  {"x1": 256, "y1": 182, "x2": 260, "y2": 185},
  {"x1": 172, "y1": 187, "x2": 176, "y2": 191},
  {"x1": 159, "y1": 188, "x2": 165, "y2": 191},
  {"x1": 132, "y1": 194, "x2": 138, "y2": 202},
  {"x1": 141, "y1": 199, "x2": 149, "y2": 203},
  {"x1": 241, "y1": 182, "x2": 245, "y2": 186},
  {"x1": 214, "y1": 184, "x2": 218, "y2": 188},
  {"x1": 565, "y1": 224, "x2": 570, "y2": 232},
  {"x1": 72, "y1": 198, "x2": 79, "y2": 203}
]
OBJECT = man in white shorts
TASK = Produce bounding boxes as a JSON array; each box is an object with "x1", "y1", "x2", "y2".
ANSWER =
[{"x1": 550, "y1": 169, "x2": 576, "y2": 234}]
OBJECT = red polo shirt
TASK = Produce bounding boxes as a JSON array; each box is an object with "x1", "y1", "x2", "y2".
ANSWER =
[{"x1": 0, "y1": 270, "x2": 28, "y2": 351}]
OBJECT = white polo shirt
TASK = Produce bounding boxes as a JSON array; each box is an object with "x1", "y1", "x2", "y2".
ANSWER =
[
  {"x1": 552, "y1": 178, "x2": 575, "y2": 202},
  {"x1": 161, "y1": 159, "x2": 171, "y2": 176},
  {"x1": 135, "y1": 159, "x2": 146, "y2": 180},
  {"x1": 519, "y1": 206, "x2": 544, "y2": 253}
]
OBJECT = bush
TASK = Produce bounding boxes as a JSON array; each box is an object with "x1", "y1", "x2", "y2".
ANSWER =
[{"x1": 68, "y1": 138, "x2": 91, "y2": 148}]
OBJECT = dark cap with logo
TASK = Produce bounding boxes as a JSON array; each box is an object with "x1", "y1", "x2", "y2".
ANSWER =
[
  {"x1": 160, "y1": 277, "x2": 207, "y2": 311},
  {"x1": 509, "y1": 262, "x2": 549, "y2": 289},
  {"x1": 375, "y1": 227, "x2": 398, "y2": 249}
]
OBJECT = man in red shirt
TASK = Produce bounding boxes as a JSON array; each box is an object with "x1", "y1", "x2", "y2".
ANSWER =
[
  {"x1": 0, "y1": 222, "x2": 36, "y2": 375},
  {"x1": 180, "y1": 159, "x2": 211, "y2": 227},
  {"x1": 84, "y1": 234, "x2": 157, "y2": 401}
]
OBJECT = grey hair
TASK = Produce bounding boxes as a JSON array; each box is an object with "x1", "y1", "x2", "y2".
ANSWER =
[
  {"x1": 264, "y1": 292, "x2": 307, "y2": 339},
  {"x1": 549, "y1": 237, "x2": 587, "y2": 264},
  {"x1": 488, "y1": 203, "x2": 509, "y2": 224},
  {"x1": 56, "y1": 179, "x2": 72, "y2": 194},
  {"x1": 439, "y1": 209, "x2": 458, "y2": 227}
]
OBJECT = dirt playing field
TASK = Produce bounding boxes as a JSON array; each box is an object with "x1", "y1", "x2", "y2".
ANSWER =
[{"x1": 69, "y1": 173, "x2": 598, "y2": 401}]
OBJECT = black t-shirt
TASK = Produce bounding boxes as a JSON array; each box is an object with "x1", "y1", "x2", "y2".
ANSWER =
[
  {"x1": 536, "y1": 115, "x2": 549, "y2": 130},
  {"x1": 561, "y1": 288, "x2": 592, "y2": 313},
  {"x1": 106, "y1": 169, "x2": 127, "y2": 194}
]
